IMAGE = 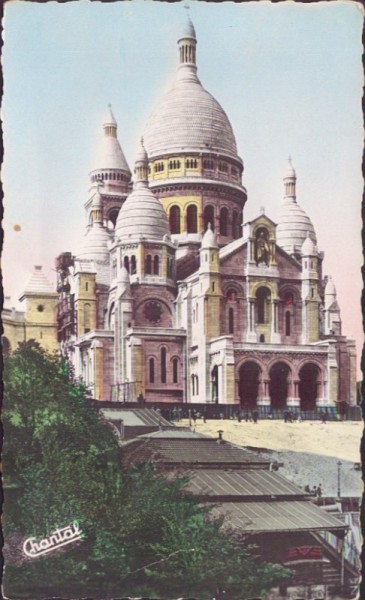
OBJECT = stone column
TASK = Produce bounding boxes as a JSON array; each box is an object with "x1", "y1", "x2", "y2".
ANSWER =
[
  {"x1": 288, "y1": 379, "x2": 300, "y2": 407},
  {"x1": 247, "y1": 299, "x2": 257, "y2": 342},
  {"x1": 271, "y1": 300, "x2": 281, "y2": 343},
  {"x1": 258, "y1": 378, "x2": 270, "y2": 406}
]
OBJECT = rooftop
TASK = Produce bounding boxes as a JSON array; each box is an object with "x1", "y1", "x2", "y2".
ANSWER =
[{"x1": 211, "y1": 501, "x2": 347, "y2": 534}]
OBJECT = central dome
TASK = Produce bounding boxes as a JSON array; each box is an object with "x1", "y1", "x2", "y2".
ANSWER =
[
  {"x1": 143, "y1": 18, "x2": 240, "y2": 162},
  {"x1": 143, "y1": 78, "x2": 239, "y2": 160}
]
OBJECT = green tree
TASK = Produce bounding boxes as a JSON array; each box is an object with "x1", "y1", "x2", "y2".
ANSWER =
[{"x1": 3, "y1": 341, "x2": 290, "y2": 598}]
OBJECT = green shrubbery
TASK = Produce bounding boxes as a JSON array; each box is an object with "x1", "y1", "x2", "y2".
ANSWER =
[{"x1": 3, "y1": 341, "x2": 289, "y2": 598}]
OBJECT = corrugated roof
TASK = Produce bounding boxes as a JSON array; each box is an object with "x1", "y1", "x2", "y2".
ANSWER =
[
  {"x1": 139, "y1": 429, "x2": 206, "y2": 439},
  {"x1": 101, "y1": 408, "x2": 172, "y2": 428},
  {"x1": 183, "y1": 469, "x2": 306, "y2": 498},
  {"x1": 122, "y1": 438, "x2": 270, "y2": 467},
  {"x1": 211, "y1": 501, "x2": 347, "y2": 534}
]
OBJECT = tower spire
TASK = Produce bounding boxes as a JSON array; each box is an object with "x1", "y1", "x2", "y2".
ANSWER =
[
  {"x1": 134, "y1": 137, "x2": 149, "y2": 187},
  {"x1": 283, "y1": 156, "x2": 297, "y2": 199},
  {"x1": 178, "y1": 7, "x2": 197, "y2": 70},
  {"x1": 103, "y1": 104, "x2": 118, "y2": 138}
]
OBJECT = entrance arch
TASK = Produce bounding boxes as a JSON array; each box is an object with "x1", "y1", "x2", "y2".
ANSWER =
[
  {"x1": 211, "y1": 365, "x2": 219, "y2": 403},
  {"x1": 269, "y1": 362, "x2": 291, "y2": 409},
  {"x1": 299, "y1": 363, "x2": 320, "y2": 410},
  {"x1": 238, "y1": 361, "x2": 261, "y2": 409}
]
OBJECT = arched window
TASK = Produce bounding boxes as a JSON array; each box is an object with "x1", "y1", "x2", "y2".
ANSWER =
[
  {"x1": 285, "y1": 311, "x2": 291, "y2": 336},
  {"x1": 259, "y1": 334, "x2": 265, "y2": 343},
  {"x1": 191, "y1": 375, "x2": 195, "y2": 396},
  {"x1": 153, "y1": 255, "x2": 159, "y2": 275},
  {"x1": 107, "y1": 209, "x2": 119, "y2": 230},
  {"x1": 84, "y1": 303, "x2": 91, "y2": 333},
  {"x1": 161, "y1": 347, "x2": 167, "y2": 383},
  {"x1": 187, "y1": 205, "x2": 198, "y2": 233},
  {"x1": 169, "y1": 205, "x2": 181, "y2": 234},
  {"x1": 204, "y1": 205, "x2": 215, "y2": 231},
  {"x1": 228, "y1": 308, "x2": 234, "y2": 334},
  {"x1": 203, "y1": 159, "x2": 214, "y2": 170},
  {"x1": 232, "y1": 211, "x2": 239, "y2": 239},
  {"x1": 257, "y1": 287, "x2": 270, "y2": 324},
  {"x1": 145, "y1": 255, "x2": 152, "y2": 275},
  {"x1": 220, "y1": 207, "x2": 228, "y2": 236},
  {"x1": 173, "y1": 358, "x2": 178, "y2": 383},
  {"x1": 131, "y1": 255, "x2": 137, "y2": 275},
  {"x1": 124, "y1": 256, "x2": 130, "y2": 273},
  {"x1": 149, "y1": 358, "x2": 155, "y2": 384}
]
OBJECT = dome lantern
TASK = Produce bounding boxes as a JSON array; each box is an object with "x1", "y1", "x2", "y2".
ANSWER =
[
  {"x1": 177, "y1": 9, "x2": 197, "y2": 72},
  {"x1": 284, "y1": 156, "x2": 297, "y2": 198},
  {"x1": 134, "y1": 138, "x2": 149, "y2": 187}
]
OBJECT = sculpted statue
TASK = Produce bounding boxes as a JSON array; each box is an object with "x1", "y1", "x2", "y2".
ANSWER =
[{"x1": 256, "y1": 229, "x2": 270, "y2": 265}]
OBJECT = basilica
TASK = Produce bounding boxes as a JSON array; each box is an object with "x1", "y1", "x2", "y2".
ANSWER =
[{"x1": 18, "y1": 17, "x2": 357, "y2": 409}]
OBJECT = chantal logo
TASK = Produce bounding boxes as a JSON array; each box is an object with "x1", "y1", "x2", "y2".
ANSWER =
[{"x1": 23, "y1": 521, "x2": 83, "y2": 558}]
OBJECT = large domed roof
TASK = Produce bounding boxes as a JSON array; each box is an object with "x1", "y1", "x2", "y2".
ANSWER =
[
  {"x1": 143, "y1": 20, "x2": 240, "y2": 162},
  {"x1": 144, "y1": 77, "x2": 238, "y2": 160}
]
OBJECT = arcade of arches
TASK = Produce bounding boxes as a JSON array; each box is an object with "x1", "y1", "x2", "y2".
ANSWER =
[{"x1": 238, "y1": 360, "x2": 324, "y2": 410}]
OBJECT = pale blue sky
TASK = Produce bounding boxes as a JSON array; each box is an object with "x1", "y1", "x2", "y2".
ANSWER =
[{"x1": 2, "y1": 1, "x2": 363, "y2": 372}]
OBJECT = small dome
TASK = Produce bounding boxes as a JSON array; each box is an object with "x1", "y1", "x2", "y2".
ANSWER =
[
  {"x1": 301, "y1": 232, "x2": 316, "y2": 256},
  {"x1": 78, "y1": 224, "x2": 111, "y2": 263},
  {"x1": 284, "y1": 156, "x2": 296, "y2": 179},
  {"x1": 115, "y1": 188, "x2": 169, "y2": 242},
  {"x1": 276, "y1": 199, "x2": 317, "y2": 255},
  {"x1": 325, "y1": 276, "x2": 336, "y2": 297},
  {"x1": 103, "y1": 104, "x2": 117, "y2": 127},
  {"x1": 201, "y1": 223, "x2": 218, "y2": 249},
  {"x1": 77, "y1": 225, "x2": 111, "y2": 285},
  {"x1": 90, "y1": 108, "x2": 131, "y2": 174},
  {"x1": 179, "y1": 16, "x2": 196, "y2": 40}
]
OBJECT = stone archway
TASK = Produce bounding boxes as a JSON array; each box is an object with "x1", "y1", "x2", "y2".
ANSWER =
[
  {"x1": 269, "y1": 362, "x2": 291, "y2": 409},
  {"x1": 238, "y1": 361, "x2": 261, "y2": 409},
  {"x1": 299, "y1": 363, "x2": 320, "y2": 410},
  {"x1": 211, "y1": 365, "x2": 219, "y2": 403}
]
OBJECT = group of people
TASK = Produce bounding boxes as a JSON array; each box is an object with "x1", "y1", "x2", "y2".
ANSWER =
[
  {"x1": 304, "y1": 483, "x2": 323, "y2": 498},
  {"x1": 236, "y1": 409, "x2": 259, "y2": 423},
  {"x1": 283, "y1": 409, "x2": 301, "y2": 423}
]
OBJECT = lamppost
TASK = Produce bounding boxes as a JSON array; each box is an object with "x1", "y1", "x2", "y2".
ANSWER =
[{"x1": 337, "y1": 460, "x2": 342, "y2": 499}]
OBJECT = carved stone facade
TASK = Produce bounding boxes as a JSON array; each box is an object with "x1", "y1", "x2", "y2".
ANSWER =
[{"x1": 50, "y1": 18, "x2": 356, "y2": 409}]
